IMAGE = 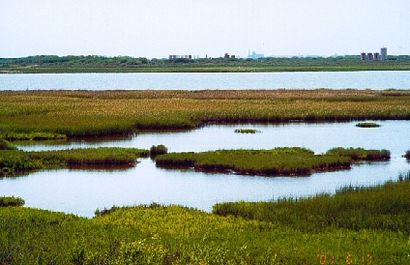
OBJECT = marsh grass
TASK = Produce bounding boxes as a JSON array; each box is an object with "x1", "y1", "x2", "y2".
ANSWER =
[
  {"x1": 0, "y1": 90, "x2": 409, "y2": 138},
  {"x1": 0, "y1": 196, "x2": 24, "y2": 207},
  {"x1": 0, "y1": 147, "x2": 148, "y2": 176},
  {"x1": 356, "y1": 122, "x2": 381, "y2": 128},
  {"x1": 213, "y1": 171, "x2": 410, "y2": 232},
  {"x1": 326, "y1": 147, "x2": 390, "y2": 161},
  {"x1": 0, "y1": 139, "x2": 16, "y2": 150},
  {"x1": 0, "y1": 132, "x2": 67, "y2": 141},
  {"x1": 154, "y1": 147, "x2": 389, "y2": 176},
  {"x1": 0, "y1": 176, "x2": 409, "y2": 264}
]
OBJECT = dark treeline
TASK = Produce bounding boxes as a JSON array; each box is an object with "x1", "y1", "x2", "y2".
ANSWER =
[
  {"x1": 2, "y1": 54, "x2": 410, "y2": 66},
  {"x1": 2, "y1": 55, "x2": 410, "y2": 72}
]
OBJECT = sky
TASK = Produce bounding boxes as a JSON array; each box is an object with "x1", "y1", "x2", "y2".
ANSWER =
[{"x1": 1, "y1": 0, "x2": 409, "y2": 58}]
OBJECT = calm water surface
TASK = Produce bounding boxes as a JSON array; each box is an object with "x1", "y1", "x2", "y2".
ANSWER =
[
  {"x1": 1, "y1": 121, "x2": 408, "y2": 217},
  {"x1": 1, "y1": 71, "x2": 410, "y2": 90}
]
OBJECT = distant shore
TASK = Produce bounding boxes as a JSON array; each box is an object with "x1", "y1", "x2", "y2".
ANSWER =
[{"x1": 1, "y1": 55, "x2": 410, "y2": 73}]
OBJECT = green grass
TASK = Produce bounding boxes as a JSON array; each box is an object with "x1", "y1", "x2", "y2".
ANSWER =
[
  {"x1": 0, "y1": 90, "x2": 409, "y2": 138},
  {"x1": 0, "y1": 139, "x2": 16, "y2": 151},
  {"x1": 0, "y1": 175, "x2": 409, "y2": 264},
  {"x1": 0, "y1": 197, "x2": 24, "y2": 207},
  {"x1": 356, "y1": 122, "x2": 381, "y2": 128},
  {"x1": 0, "y1": 147, "x2": 149, "y2": 176},
  {"x1": 0, "y1": 132, "x2": 67, "y2": 142},
  {"x1": 213, "y1": 172, "x2": 410, "y2": 233},
  {"x1": 154, "y1": 147, "x2": 389, "y2": 176},
  {"x1": 234, "y1": 128, "x2": 259, "y2": 134},
  {"x1": 326, "y1": 147, "x2": 390, "y2": 161}
]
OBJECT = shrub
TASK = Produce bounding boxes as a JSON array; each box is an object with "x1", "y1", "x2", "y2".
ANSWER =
[{"x1": 150, "y1": 145, "x2": 168, "y2": 158}]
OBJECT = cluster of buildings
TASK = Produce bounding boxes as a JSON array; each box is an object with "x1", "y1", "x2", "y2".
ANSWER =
[
  {"x1": 168, "y1": 50, "x2": 265, "y2": 60},
  {"x1": 361, "y1": 48, "x2": 388, "y2": 61},
  {"x1": 168, "y1": 55, "x2": 192, "y2": 60}
]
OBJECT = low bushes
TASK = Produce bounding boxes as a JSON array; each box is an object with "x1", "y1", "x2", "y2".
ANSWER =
[{"x1": 149, "y1": 145, "x2": 168, "y2": 158}]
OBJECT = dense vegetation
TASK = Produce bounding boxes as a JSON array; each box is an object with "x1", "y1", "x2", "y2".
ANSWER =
[
  {"x1": 356, "y1": 122, "x2": 381, "y2": 128},
  {"x1": 0, "y1": 139, "x2": 16, "y2": 150},
  {"x1": 0, "y1": 174, "x2": 409, "y2": 264},
  {"x1": 0, "y1": 147, "x2": 148, "y2": 176},
  {"x1": 2, "y1": 55, "x2": 410, "y2": 73},
  {"x1": 405, "y1": 150, "x2": 410, "y2": 160},
  {"x1": 214, "y1": 172, "x2": 410, "y2": 233},
  {"x1": 154, "y1": 147, "x2": 390, "y2": 176},
  {"x1": 149, "y1": 145, "x2": 168, "y2": 158},
  {"x1": 0, "y1": 90, "x2": 409, "y2": 138},
  {"x1": 0, "y1": 196, "x2": 24, "y2": 207}
]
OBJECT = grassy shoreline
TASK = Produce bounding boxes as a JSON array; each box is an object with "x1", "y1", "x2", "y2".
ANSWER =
[
  {"x1": 0, "y1": 89, "x2": 409, "y2": 139},
  {"x1": 0, "y1": 147, "x2": 148, "y2": 176},
  {"x1": 0, "y1": 173, "x2": 409, "y2": 264}
]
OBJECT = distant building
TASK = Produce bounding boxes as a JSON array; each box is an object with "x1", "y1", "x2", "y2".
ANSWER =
[
  {"x1": 224, "y1": 53, "x2": 236, "y2": 59},
  {"x1": 361, "y1": 48, "x2": 386, "y2": 61},
  {"x1": 380, "y1": 47, "x2": 387, "y2": 61},
  {"x1": 248, "y1": 51, "x2": 264, "y2": 59},
  {"x1": 169, "y1": 55, "x2": 192, "y2": 60}
]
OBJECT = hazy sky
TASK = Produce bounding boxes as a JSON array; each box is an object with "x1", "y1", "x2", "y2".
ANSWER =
[{"x1": 1, "y1": 0, "x2": 409, "y2": 58}]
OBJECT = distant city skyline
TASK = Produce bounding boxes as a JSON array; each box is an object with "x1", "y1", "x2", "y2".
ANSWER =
[{"x1": 1, "y1": 0, "x2": 409, "y2": 58}]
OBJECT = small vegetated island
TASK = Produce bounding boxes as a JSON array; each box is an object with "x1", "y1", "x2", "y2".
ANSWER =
[
  {"x1": 154, "y1": 147, "x2": 390, "y2": 176},
  {"x1": 0, "y1": 145, "x2": 148, "y2": 176},
  {"x1": 356, "y1": 121, "x2": 381, "y2": 128},
  {"x1": 234, "y1": 128, "x2": 260, "y2": 134}
]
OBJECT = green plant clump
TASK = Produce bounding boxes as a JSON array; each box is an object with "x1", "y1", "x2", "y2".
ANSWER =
[
  {"x1": 0, "y1": 196, "x2": 25, "y2": 207},
  {"x1": 356, "y1": 122, "x2": 381, "y2": 128},
  {"x1": 155, "y1": 147, "x2": 390, "y2": 176},
  {"x1": 327, "y1": 147, "x2": 390, "y2": 161},
  {"x1": 149, "y1": 145, "x2": 168, "y2": 158},
  {"x1": 0, "y1": 147, "x2": 148, "y2": 176}
]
